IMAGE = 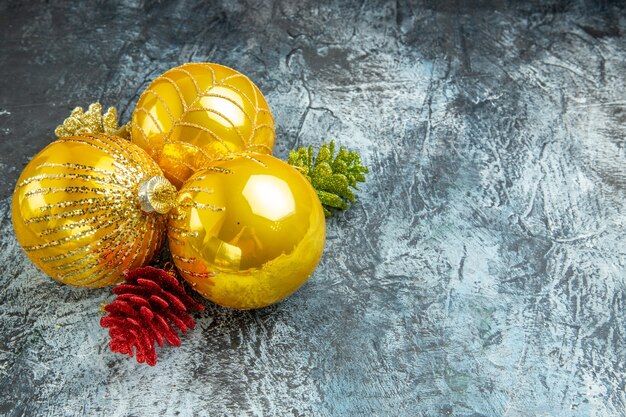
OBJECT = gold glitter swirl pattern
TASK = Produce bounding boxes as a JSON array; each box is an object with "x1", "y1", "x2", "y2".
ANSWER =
[
  {"x1": 130, "y1": 62, "x2": 276, "y2": 188},
  {"x1": 12, "y1": 134, "x2": 167, "y2": 288}
]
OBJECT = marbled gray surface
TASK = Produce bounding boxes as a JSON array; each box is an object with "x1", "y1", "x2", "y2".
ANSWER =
[{"x1": 1, "y1": 1, "x2": 625, "y2": 416}]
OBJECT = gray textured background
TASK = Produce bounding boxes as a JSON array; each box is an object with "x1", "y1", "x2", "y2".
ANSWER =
[{"x1": 1, "y1": 1, "x2": 625, "y2": 416}]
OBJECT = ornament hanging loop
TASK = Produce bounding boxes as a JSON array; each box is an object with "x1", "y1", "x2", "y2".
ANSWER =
[{"x1": 138, "y1": 176, "x2": 177, "y2": 214}]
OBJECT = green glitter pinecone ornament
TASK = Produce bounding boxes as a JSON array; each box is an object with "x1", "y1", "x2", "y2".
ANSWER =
[{"x1": 288, "y1": 141, "x2": 368, "y2": 216}]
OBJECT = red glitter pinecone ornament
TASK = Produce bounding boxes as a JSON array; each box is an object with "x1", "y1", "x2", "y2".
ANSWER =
[{"x1": 100, "y1": 266, "x2": 204, "y2": 366}]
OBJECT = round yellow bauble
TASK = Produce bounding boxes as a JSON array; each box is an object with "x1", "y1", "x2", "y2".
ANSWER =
[
  {"x1": 12, "y1": 134, "x2": 176, "y2": 288},
  {"x1": 168, "y1": 153, "x2": 326, "y2": 309},
  {"x1": 131, "y1": 63, "x2": 276, "y2": 188}
]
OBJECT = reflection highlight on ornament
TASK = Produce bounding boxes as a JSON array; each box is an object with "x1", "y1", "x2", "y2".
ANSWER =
[
  {"x1": 25, "y1": 192, "x2": 46, "y2": 215},
  {"x1": 243, "y1": 175, "x2": 296, "y2": 222},
  {"x1": 198, "y1": 86, "x2": 247, "y2": 128},
  {"x1": 208, "y1": 237, "x2": 242, "y2": 270}
]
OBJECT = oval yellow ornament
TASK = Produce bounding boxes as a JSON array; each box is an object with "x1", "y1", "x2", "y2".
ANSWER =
[
  {"x1": 131, "y1": 63, "x2": 276, "y2": 188},
  {"x1": 168, "y1": 154, "x2": 326, "y2": 309},
  {"x1": 12, "y1": 134, "x2": 173, "y2": 288}
]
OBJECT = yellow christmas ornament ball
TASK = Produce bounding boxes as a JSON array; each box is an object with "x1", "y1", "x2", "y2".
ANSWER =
[
  {"x1": 12, "y1": 134, "x2": 176, "y2": 288},
  {"x1": 131, "y1": 62, "x2": 276, "y2": 188},
  {"x1": 168, "y1": 153, "x2": 326, "y2": 309}
]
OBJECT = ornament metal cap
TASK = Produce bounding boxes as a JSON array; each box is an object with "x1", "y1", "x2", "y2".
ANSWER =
[{"x1": 138, "y1": 175, "x2": 177, "y2": 214}]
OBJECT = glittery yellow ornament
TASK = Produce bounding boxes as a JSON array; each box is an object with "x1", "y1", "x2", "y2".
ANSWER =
[
  {"x1": 168, "y1": 153, "x2": 326, "y2": 309},
  {"x1": 131, "y1": 63, "x2": 276, "y2": 188},
  {"x1": 12, "y1": 134, "x2": 176, "y2": 288}
]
